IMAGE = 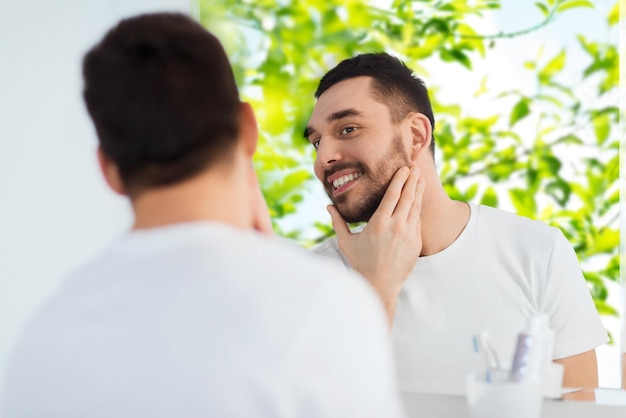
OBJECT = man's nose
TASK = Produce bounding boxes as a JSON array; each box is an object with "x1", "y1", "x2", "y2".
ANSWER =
[{"x1": 317, "y1": 137, "x2": 342, "y2": 167}]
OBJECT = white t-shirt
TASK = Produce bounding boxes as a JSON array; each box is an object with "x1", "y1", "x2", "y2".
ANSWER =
[
  {"x1": 1, "y1": 222, "x2": 406, "y2": 418},
  {"x1": 314, "y1": 203, "x2": 608, "y2": 394}
]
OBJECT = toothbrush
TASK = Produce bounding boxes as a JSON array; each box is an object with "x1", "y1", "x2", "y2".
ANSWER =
[{"x1": 473, "y1": 332, "x2": 502, "y2": 381}]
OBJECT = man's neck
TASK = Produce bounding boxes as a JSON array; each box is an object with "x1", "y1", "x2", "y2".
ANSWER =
[
  {"x1": 130, "y1": 167, "x2": 250, "y2": 231},
  {"x1": 418, "y1": 183, "x2": 471, "y2": 257}
]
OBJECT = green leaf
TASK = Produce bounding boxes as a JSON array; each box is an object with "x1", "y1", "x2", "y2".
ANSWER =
[
  {"x1": 509, "y1": 188, "x2": 537, "y2": 218},
  {"x1": 465, "y1": 183, "x2": 479, "y2": 200},
  {"x1": 538, "y1": 49, "x2": 566, "y2": 83},
  {"x1": 535, "y1": 2, "x2": 550, "y2": 16},
  {"x1": 440, "y1": 48, "x2": 472, "y2": 69},
  {"x1": 594, "y1": 300, "x2": 619, "y2": 317},
  {"x1": 473, "y1": 75, "x2": 488, "y2": 97},
  {"x1": 607, "y1": 1, "x2": 618, "y2": 26},
  {"x1": 540, "y1": 155, "x2": 562, "y2": 176},
  {"x1": 509, "y1": 98, "x2": 531, "y2": 127},
  {"x1": 421, "y1": 18, "x2": 450, "y2": 36},
  {"x1": 576, "y1": 34, "x2": 598, "y2": 57},
  {"x1": 535, "y1": 93, "x2": 562, "y2": 107},
  {"x1": 282, "y1": 169, "x2": 312, "y2": 190},
  {"x1": 486, "y1": 161, "x2": 518, "y2": 181},
  {"x1": 584, "y1": 271, "x2": 608, "y2": 300},
  {"x1": 592, "y1": 112, "x2": 610, "y2": 145},
  {"x1": 444, "y1": 184, "x2": 463, "y2": 201},
  {"x1": 545, "y1": 179, "x2": 571, "y2": 206},
  {"x1": 586, "y1": 228, "x2": 619, "y2": 256},
  {"x1": 557, "y1": 0, "x2": 594, "y2": 13},
  {"x1": 480, "y1": 187, "x2": 498, "y2": 207},
  {"x1": 554, "y1": 134, "x2": 583, "y2": 145}
]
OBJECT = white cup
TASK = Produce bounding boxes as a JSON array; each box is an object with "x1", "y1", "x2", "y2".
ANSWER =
[
  {"x1": 466, "y1": 374, "x2": 543, "y2": 418},
  {"x1": 543, "y1": 363, "x2": 564, "y2": 398}
]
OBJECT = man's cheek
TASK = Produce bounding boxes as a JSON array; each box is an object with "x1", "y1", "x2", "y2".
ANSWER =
[{"x1": 313, "y1": 165, "x2": 324, "y2": 183}]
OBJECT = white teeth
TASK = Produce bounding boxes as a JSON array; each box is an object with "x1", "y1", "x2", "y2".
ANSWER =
[{"x1": 332, "y1": 173, "x2": 362, "y2": 189}]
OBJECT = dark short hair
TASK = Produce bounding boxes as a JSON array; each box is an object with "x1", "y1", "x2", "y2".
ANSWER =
[
  {"x1": 83, "y1": 13, "x2": 240, "y2": 195},
  {"x1": 315, "y1": 53, "x2": 436, "y2": 156}
]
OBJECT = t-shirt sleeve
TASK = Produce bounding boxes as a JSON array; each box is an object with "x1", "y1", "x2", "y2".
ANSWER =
[
  {"x1": 542, "y1": 228, "x2": 609, "y2": 359},
  {"x1": 312, "y1": 239, "x2": 352, "y2": 271},
  {"x1": 284, "y1": 270, "x2": 407, "y2": 418}
]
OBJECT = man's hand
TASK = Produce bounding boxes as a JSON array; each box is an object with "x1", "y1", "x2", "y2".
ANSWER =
[{"x1": 327, "y1": 166, "x2": 425, "y2": 326}]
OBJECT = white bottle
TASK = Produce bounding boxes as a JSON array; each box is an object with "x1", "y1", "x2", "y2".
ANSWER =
[
  {"x1": 537, "y1": 317, "x2": 564, "y2": 398},
  {"x1": 538, "y1": 314, "x2": 554, "y2": 373}
]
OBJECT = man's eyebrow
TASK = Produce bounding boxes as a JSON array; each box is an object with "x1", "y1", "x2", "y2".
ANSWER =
[
  {"x1": 303, "y1": 108, "x2": 364, "y2": 139},
  {"x1": 327, "y1": 108, "x2": 364, "y2": 123},
  {"x1": 303, "y1": 126, "x2": 314, "y2": 139}
]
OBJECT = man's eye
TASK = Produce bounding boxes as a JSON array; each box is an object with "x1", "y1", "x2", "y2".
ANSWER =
[
  {"x1": 341, "y1": 127, "x2": 357, "y2": 135},
  {"x1": 312, "y1": 139, "x2": 320, "y2": 149}
]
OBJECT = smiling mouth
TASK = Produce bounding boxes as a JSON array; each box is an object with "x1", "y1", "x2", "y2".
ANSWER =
[{"x1": 332, "y1": 172, "x2": 362, "y2": 189}]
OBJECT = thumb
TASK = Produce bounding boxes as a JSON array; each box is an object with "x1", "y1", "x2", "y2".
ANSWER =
[{"x1": 327, "y1": 205, "x2": 351, "y2": 242}]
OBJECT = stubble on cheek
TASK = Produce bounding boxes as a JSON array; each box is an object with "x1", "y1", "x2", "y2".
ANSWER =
[{"x1": 331, "y1": 134, "x2": 410, "y2": 223}]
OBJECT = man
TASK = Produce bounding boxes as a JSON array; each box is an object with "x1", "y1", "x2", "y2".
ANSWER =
[
  {"x1": 0, "y1": 16, "x2": 410, "y2": 417},
  {"x1": 305, "y1": 53, "x2": 608, "y2": 392}
]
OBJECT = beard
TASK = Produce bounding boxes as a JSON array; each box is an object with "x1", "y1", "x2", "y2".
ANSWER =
[{"x1": 325, "y1": 133, "x2": 411, "y2": 223}]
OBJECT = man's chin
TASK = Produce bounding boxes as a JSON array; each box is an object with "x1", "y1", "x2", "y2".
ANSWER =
[
  {"x1": 329, "y1": 187, "x2": 382, "y2": 223},
  {"x1": 334, "y1": 205, "x2": 371, "y2": 224}
]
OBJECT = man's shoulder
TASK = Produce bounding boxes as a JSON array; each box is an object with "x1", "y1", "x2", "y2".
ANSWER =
[
  {"x1": 9, "y1": 224, "x2": 382, "y2": 348},
  {"x1": 311, "y1": 234, "x2": 357, "y2": 272},
  {"x1": 311, "y1": 224, "x2": 366, "y2": 263},
  {"x1": 474, "y1": 204, "x2": 559, "y2": 237},
  {"x1": 206, "y1": 228, "x2": 369, "y2": 302},
  {"x1": 312, "y1": 235, "x2": 339, "y2": 255},
  {"x1": 54, "y1": 224, "x2": 363, "y2": 306}
]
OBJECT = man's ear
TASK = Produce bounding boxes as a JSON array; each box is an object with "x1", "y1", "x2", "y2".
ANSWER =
[
  {"x1": 97, "y1": 147, "x2": 126, "y2": 195},
  {"x1": 239, "y1": 102, "x2": 258, "y2": 157},
  {"x1": 408, "y1": 112, "x2": 432, "y2": 161}
]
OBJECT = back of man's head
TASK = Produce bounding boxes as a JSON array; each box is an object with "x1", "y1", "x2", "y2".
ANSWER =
[{"x1": 83, "y1": 13, "x2": 240, "y2": 195}]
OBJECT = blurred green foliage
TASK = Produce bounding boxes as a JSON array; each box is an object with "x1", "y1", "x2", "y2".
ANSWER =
[{"x1": 196, "y1": 0, "x2": 619, "y2": 319}]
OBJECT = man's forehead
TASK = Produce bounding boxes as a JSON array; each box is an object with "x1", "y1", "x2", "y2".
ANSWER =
[
  {"x1": 317, "y1": 76, "x2": 373, "y2": 104},
  {"x1": 309, "y1": 77, "x2": 377, "y2": 124}
]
